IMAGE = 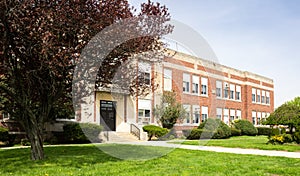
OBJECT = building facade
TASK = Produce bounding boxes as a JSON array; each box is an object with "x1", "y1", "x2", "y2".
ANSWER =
[{"x1": 79, "y1": 49, "x2": 274, "y2": 133}]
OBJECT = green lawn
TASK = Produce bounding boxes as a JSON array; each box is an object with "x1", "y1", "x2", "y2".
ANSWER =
[
  {"x1": 177, "y1": 136, "x2": 300, "y2": 152},
  {"x1": 1, "y1": 144, "x2": 300, "y2": 176}
]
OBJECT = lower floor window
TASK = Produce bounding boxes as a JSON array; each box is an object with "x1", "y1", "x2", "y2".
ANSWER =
[{"x1": 138, "y1": 109, "x2": 150, "y2": 124}]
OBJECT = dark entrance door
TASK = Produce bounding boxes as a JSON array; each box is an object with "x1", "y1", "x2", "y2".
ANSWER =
[{"x1": 100, "y1": 100, "x2": 116, "y2": 131}]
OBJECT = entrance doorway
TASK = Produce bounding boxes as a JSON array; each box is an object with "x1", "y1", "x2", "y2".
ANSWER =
[{"x1": 100, "y1": 100, "x2": 116, "y2": 131}]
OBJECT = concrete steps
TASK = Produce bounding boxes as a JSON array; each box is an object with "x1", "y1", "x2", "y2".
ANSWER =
[{"x1": 100, "y1": 131, "x2": 140, "y2": 143}]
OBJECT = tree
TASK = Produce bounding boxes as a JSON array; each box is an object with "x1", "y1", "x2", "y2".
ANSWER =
[
  {"x1": 154, "y1": 91, "x2": 186, "y2": 129},
  {"x1": 0, "y1": 0, "x2": 172, "y2": 160},
  {"x1": 265, "y1": 97, "x2": 300, "y2": 134}
]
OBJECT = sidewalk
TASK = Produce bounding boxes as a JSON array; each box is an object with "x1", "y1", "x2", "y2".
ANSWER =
[{"x1": 105, "y1": 140, "x2": 300, "y2": 159}]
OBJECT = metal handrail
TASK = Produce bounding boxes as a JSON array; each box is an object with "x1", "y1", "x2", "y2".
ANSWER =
[{"x1": 130, "y1": 124, "x2": 140, "y2": 140}]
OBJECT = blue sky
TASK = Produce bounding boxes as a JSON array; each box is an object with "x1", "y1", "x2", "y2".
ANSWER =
[{"x1": 129, "y1": 0, "x2": 300, "y2": 107}]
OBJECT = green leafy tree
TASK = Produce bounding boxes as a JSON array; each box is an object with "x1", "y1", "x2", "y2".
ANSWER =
[
  {"x1": 265, "y1": 97, "x2": 300, "y2": 134},
  {"x1": 154, "y1": 91, "x2": 186, "y2": 129},
  {"x1": 0, "y1": 0, "x2": 172, "y2": 160}
]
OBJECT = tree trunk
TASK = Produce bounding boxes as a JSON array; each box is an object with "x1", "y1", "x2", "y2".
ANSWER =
[
  {"x1": 27, "y1": 125, "x2": 44, "y2": 160},
  {"x1": 24, "y1": 119, "x2": 44, "y2": 160}
]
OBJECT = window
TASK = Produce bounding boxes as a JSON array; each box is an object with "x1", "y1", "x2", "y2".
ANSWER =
[
  {"x1": 261, "y1": 90, "x2": 266, "y2": 104},
  {"x1": 216, "y1": 81, "x2": 222, "y2": 98},
  {"x1": 266, "y1": 91, "x2": 270, "y2": 104},
  {"x1": 201, "y1": 77, "x2": 208, "y2": 95},
  {"x1": 192, "y1": 75, "x2": 199, "y2": 94},
  {"x1": 138, "y1": 99, "x2": 151, "y2": 124},
  {"x1": 252, "y1": 111, "x2": 257, "y2": 125},
  {"x1": 216, "y1": 108, "x2": 222, "y2": 120},
  {"x1": 256, "y1": 90, "x2": 261, "y2": 103},
  {"x1": 183, "y1": 104, "x2": 191, "y2": 124},
  {"x1": 229, "y1": 84, "x2": 235, "y2": 99},
  {"x1": 257, "y1": 112, "x2": 262, "y2": 125},
  {"x1": 163, "y1": 69, "x2": 172, "y2": 91},
  {"x1": 138, "y1": 109, "x2": 151, "y2": 124},
  {"x1": 236, "y1": 85, "x2": 241, "y2": 101},
  {"x1": 224, "y1": 82, "x2": 229, "y2": 99},
  {"x1": 192, "y1": 105, "x2": 200, "y2": 124},
  {"x1": 201, "y1": 106, "x2": 208, "y2": 122},
  {"x1": 138, "y1": 62, "x2": 151, "y2": 85},
  {"x1": 230, "y1": 109, "x2": 235, "y2": 122},
  {"x1": 252, "y1": 88, "x2": 256, "y2": 102},
  {"x1": 223, "y1": 109, "x2": 229, "y2": 125},
  {"x1": 236, "y1": 110, "x2": 242, "y2": 120},
  {"x1": 183, "y1": 73, "x2": 190, "y2": 93}
]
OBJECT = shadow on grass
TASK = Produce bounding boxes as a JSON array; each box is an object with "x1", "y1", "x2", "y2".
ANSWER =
[
  {"x1": 0, "y1": 145, "x2": 119, "y2": 174},
  {"x1": 96, "y1": 144, "x2": 172, "y2": 160}
]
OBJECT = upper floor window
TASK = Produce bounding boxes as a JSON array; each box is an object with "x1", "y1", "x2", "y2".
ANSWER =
[
  {"x1": 266, "y1": 91, "x2": 270, "y2": 104},
  {"x1": 138, "y1": 62, "x2": 151, "y2": 85},
  {"x1": 224, "y1": 82, "x2": 229, "y2": 99},
  {"x1": 192, "y1": 75, "x2": 199, "y2": 94},
  {"x1": 252, "y1": 88, "x2": 256, "y2": 102},
  {"x1": 229, "y1": 84, "x2": 235, "y2": 99},
  {"x1": 236, "y1": 85, "x2": 241, "y2": 101},
  {"x1": 163, "y1": 69, "x2": 172, "y2": 91},
  {"x1": 201, "y1": 77, "x2": 208, "y2": 95},
  {"x1": 261, "y1": 90, "x2": 266, "y2": 104},
  {"x1": 216, "y1": 81, "x2": 222, "y2": 98},
  {"x1": 183, "y1": 73, "x2": 190, "y2": 93},
  {"x1": 256, "y1": 90, "x2": 261, "y2": 103}
]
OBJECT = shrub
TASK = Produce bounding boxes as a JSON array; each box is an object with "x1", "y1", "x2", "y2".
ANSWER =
[
  {"x1": 198, "y1": 118, "x2": 231, "y2": 139},
  {"x1": 230, "y1": 128, "x2": 241, "y2": 137},
  {"x1": 233, "y1": 120, "x2": 258, "y2": 136},
  {"x1": 270, "y1": 128, "x2": 280, "y2": 136},
  {"x1": 257, "y1": 127, "x2": 271, "y2": 136},
  {"x1": 63, "y1": 123, "x2": 103, "y2": 143},
  {"x1": 268, "y1": 134, "x2": 293, "y2": 145},
  {"x1": 20, "y1": 138, "x2": 31, "y2": 146},
  {"x1": 142, "y1": 125, "x2": 168, "y2": 141},
  {"x1": 0, "y1": 126, "x2": 9, "y2": 142},
  {"x1": 293, "y1": 132, "x2": 300, "y2": 144},
  {"x1": 0, "y1": 126, "x2": 16, "y2": 146},
  {"x1": 186, "y1": 129, "x2": 214, "y2": 140},
  {"x1": 182, "y1": 129, "x2": 192, "y2": 138},
  {"x1": 268, "y1": 135, "x2": 285, "y2": 145}
]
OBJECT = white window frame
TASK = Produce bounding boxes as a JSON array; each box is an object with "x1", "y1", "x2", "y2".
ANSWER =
[
  {"x1": 236, "y1": 110, "x2": 242, "y2": 120},
  {"x1": 261, "y1": 90, "x2": 266, "y2": 104},
  {"x1": 192, "y1": 105, "x2": 200, "y2": 124},
  {"x1": 252, "y1": 88, "x2": 256, "y2": 103},
  {"x1": 223, "y1": 108, "x2": 229, "y2": 125},
  {"x1": 256, "y1": 89, "x2": 261, "y2": 103},
  {"x1": 201, "y1": 77, "x2": 208, "y2": 96},
  {"x1": 216, "y1": 108, "x2": 223, "y2": 120},
  {"x1": 183, "y1": 73, "x2": 190, "y2": 93},
  {"x1": 163, "y1": 68, "x2": 172, "y2": 91},
  {"x1": 230, "y1": 109, "x2": 235, "y2": 122},
  {"x1": 216, "y1": 81, "x2": 222, "y2": 98},
  {"x1": 236, "y1": 85, "x2": 241, "y2": 101},
  {"x1": 201, "y1": 106, "x2": 208, "y2": 122},
  {"x1": 192, "y1": 75, "x2": 199, "y2": 94},
  {"x1": 229, "y1": 84, "x2": 235, "y2": 100},
  {"x1": 252, "y1": 111, "x2": 257, "y2": 125},
  {"x1": 183, "y1": 104, "x2": 191, "y2": 124}
]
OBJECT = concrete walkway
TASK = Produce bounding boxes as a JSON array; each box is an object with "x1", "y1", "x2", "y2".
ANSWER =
[
  {"x1": 2, "y1": 141, "x2": 300, "y2": 159},
  {"x1": 106, "y1": 140, "x2": 300, "y2": 159}
]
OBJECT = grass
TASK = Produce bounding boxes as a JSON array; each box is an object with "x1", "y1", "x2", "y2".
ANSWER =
[
  {"x1": 176, "y1": 136, "x2": 300, "y2": 152},
  {"x1": 1, "y1": 144, "x2": 300, "y2": 175}
]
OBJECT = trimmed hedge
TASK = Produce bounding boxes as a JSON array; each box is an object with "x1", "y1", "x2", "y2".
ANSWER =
[
  {"x1": 186, "y1": 118, "x2": 231, "y2": 140},
  {"x1": 62, "y1": 123, "x2": 103, "y2": 143},
  {"x1": 256, "y1": 127, "x2": 271, "y2": 136},
  {"x1": 230, "y1": 128, "x2": 242, "y2": 137},
  {"x1": 143, "y1": 125, "x2": 168, "y2": 141},
  {"x1": 233, "y1": 120, "x2": 258, "y2": 136}
]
